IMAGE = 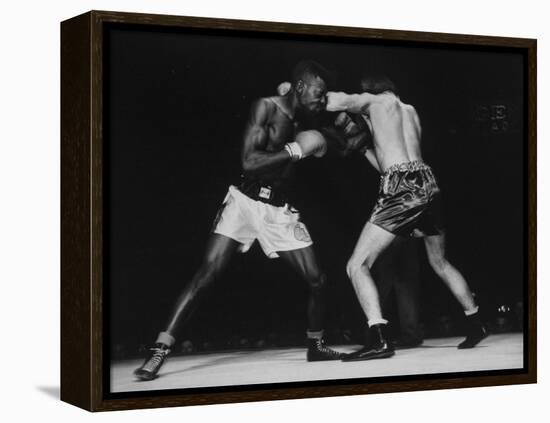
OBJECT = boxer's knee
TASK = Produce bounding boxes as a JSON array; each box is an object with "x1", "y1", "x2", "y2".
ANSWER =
[
  {"x1": 346, "y1": 258, "x2": 360, "y2": 280},
  {"x1": 306, "y1": 271, "x2": 327, "y2": 294},
  {"x1": 346, "y1": 258, "x2": 370, "y2": 280}
]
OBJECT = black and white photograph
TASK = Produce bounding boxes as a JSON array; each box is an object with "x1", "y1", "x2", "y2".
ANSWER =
[
  {"x1": 3, "y1": 0, "x2": 548, "y2": 419},
  {"x1": 102, "y1": 21, "x2": 528, "y2": 396}
]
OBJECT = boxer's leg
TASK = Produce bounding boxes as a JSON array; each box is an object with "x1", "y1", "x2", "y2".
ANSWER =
[
  {"x1": 423, "y1": 233, "x2": 487, "y2": 348},
  {"x1": 134, "y1": 234, "x2": 239, "y2": 380},
  {"x1": 278, "y1": 246, "x2": 344, "y2": 361},
  {"x1": 369, "y1": 242, "x2": 397, "y2": 347},
  {"x1": 164, "y1": 233, "x2": 240, "y2": 336},
  {"x1": 372, "y1": 240, "x2": 398, "y2": 318},
  {"x1": 423, "y1": 233, "x2": 476, "y2": 312},
  {"x1": 346, "y1": 222, "x2": 395, "y2": 325},
  {"x1": 278, "y1": 246, "x2": 325, "y2": 332},
  {"x1": 342, "y1": 222, "x2": 396, "y2": 361}
]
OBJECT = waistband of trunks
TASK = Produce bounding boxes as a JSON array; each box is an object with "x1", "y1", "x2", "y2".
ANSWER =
[
  {"x1": 382, "y1": 160, "x2": 431, "y2": 176},
  {"x1": 237, "y1": 177, "x2": 289, "y2": 207}
]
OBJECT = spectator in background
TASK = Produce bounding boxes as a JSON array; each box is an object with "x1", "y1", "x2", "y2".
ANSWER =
[{"x1": 372, "y1": 237, "x2": 424, "y2": 348}]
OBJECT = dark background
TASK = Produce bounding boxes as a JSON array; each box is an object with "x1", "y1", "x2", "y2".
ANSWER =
[{"x1": 105, "y1": 26, "x2": 525, "y2": 357}]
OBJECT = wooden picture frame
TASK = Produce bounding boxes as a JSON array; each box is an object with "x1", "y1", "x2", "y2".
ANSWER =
[{"x1": 61, "y1": 10, "x2": 536, "y2": 411}]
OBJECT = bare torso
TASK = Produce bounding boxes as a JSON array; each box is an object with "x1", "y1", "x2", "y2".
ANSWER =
[
  {"x1": 327, "y1": 91, "x2": 423, "y2": 172},
  {"x1": 242, "y1": 96, "x2": 299, "y2": 188},
  {"x1": 261, "y1": 97, "x2": 297, "y2": 152},
  {"x1": 363, "y1": 93, "x2": 423, "y2": 171}
]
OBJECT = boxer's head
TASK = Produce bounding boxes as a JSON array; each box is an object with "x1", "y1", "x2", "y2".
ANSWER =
[
  {"x1": 292, "y1": 60, "x2": 329, "y2": 114},
  {"x1": 360, "y1": 74, "x2": 398, "y2": 95}
]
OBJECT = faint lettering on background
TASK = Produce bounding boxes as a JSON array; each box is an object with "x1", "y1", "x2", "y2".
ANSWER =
[{"x1": 473, "y1": 104, "x2": 510, "y2": 133}]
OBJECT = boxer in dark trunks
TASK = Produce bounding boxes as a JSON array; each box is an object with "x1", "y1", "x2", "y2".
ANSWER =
[
  {"x1": 133, "y1": 61, "x2": 344, "y2": 381},
  {"x1": 326, "y1": 75, "x2": 488, "y2": 361}
]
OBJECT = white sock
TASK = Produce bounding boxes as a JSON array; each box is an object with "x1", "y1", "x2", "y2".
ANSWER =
[
  {"x1": 464, "y1": 306, "x2": 479, "y2": 316},
  {"x1": 156, "y1": 331, "x2": 175, "y2": 347},
  {"x1": 368, "y1": 318, "x2": 388, "y2": 327}
]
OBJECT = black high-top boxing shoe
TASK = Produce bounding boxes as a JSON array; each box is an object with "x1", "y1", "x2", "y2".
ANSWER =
[
  {"x1": 306, "y1": 338, "x2": 345, "y2": 361},
  {"x1": 134, "y1": 343, "x2": 171, "y2": 381},
  {"x1": 341, "y1": 324, "x2": 395, "y2": 361},
  {"x1": 458, "y1": 312, "x2": 488, "y2": 349}
]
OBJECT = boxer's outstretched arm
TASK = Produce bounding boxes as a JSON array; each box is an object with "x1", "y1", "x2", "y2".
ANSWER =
[
  {"x1": 241, "y1": 99, "x2": 291, "y2": 175},
  {"x1": 326, "y1": 91, "x2": 377, "y2": 114}
]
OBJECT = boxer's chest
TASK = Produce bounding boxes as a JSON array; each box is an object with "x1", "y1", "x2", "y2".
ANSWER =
[{"x1": 265, "y1": 113, "x2": 298, "y2": 151}]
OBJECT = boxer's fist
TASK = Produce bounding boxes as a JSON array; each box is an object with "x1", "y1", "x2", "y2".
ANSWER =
[
  {"x1": 295, "y1": 130, "x2": 327, "y2": 158},
  {"x1": 326, "y1": 91, "x2": 351, "y2": 112},
  {"x1": 277, "y1": 81, "x2": 292, "y2": 96}
]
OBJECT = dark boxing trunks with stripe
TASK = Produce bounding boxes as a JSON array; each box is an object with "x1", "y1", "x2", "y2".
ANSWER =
[{"x1": 369, "y1": 160, "x2": 444, "y2": 237}]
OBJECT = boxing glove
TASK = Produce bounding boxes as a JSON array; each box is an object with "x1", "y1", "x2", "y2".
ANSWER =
[
  {"x1": 284, "y1": 141, "x2": 303, "y2": 161},
  {"x1": 277, "y1": 81, "x2": 292, "y2": 96},
  {"x1": 295, "y1": 130, "x2": 327, "y2": 158},
  {"x1": 334, "y1": 112, "x2": 362, "y2": 137}
]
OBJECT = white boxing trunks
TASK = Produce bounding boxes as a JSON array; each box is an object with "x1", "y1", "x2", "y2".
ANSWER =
[{"x1": 212, "y1": 185, "x2": 313, "y2": 258}]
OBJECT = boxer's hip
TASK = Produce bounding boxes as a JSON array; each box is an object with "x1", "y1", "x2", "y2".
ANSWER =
[
  {"x1": 213, "y1": 184, "x2": 312, "y2": 258},
  {"x1": 379, "y1": 160, "x2": 439, "y2": 199},
  {"x1": 237, "y1": 177, "x2": 291, "y2": 208},
  {"x1": 369, "y1": 160, "x2": 443, "y2": 237}
]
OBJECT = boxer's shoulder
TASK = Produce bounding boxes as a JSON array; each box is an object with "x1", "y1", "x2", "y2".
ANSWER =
[
  {"x1": 376, "y1": 92, "x2": 399, "y2": 106},
  {"x1": 263, "y1": 96, "x2": 293, "y2": 122},
  {"x1": 248, "y1": 97, "x2": 278, "y2": 124},
  {"x1": 402, "y1": 103, "x2": 418, "y2": 118},
  {"x1": 251, "y1": 96, "x2": 279, "y2": 115},
  {"x1": 251, "y1": 96, "x2": 271, "y2": 108},
  {"x1": 264, "y1": 96, "x2": 284, "y2": 108}
]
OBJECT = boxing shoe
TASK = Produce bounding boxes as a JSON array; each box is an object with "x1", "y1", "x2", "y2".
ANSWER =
[
  {"x1": 134, "y1": 343, "x2": 171, "y2": 381},
  {"x1": 458, "y1": 312, "x2": 488, "y2": 349},
  {"x1": 306, "y1": 338, "x2": 345, "y2": 361},
  {"x1": 342, "y1": 324, "x2": 395, "y2": 361}
]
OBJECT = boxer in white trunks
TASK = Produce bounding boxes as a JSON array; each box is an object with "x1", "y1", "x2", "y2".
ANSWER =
[{"x1": 134, "y1": 61, "x2": 344, "y2": 381}]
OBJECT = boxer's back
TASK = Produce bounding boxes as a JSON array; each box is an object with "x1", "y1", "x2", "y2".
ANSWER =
[
  {"x1": 368, "y1": 94, "x2": 423, "y2": 170},
  {"x1": 400, "y1": 103, "x2": 423, "y2": 162}
]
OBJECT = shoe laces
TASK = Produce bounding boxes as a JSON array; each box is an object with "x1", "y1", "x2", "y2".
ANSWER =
[
  {"x1": 142, "y1": 347, "x2": 169, "y2": 372},
  {"x1": 314, "y1": 339, "x2": 341, "y2": 357}
]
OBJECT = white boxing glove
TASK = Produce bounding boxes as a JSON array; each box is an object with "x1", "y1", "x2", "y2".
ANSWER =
[
  {"x1": 284, "y1": 141, "x2": 303, "y2": 161},
  {"x1": 294, "y1": 130, "x2": 327, "y2": 158},
  {"x1": 277, "y1": 81, "x2": 292, "y2": 96}
]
